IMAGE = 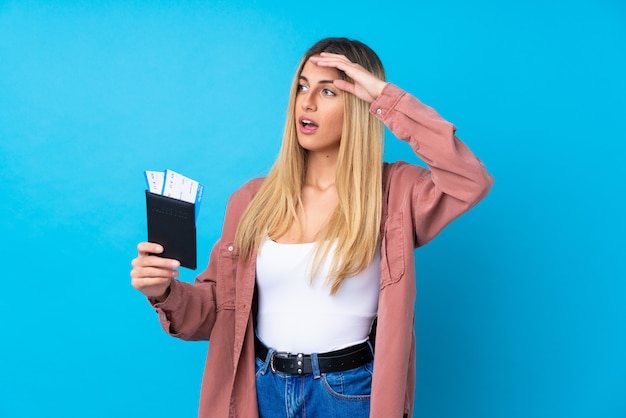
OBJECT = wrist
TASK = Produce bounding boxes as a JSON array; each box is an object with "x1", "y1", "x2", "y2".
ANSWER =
[
  {"x1": 372, "y1": 81, "x2": 388, "y2": 101},
  {"x1": 154, "y1": 286, "x2": 171, "y2": 304}
]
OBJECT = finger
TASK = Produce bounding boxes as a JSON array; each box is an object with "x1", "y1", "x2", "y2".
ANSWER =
[
  {"x1": 137, "y1": 242, "x2": 163, "y2": 256},
  {"x1": 318, "y1": 52, "x2": 344, "y2": 58},
  {"x1": 318, "y1": 52, "x2": 353, "y2": 65},
  {"x1": 315, "y1": 53, "x2": 364, "y2": 71},
  {"x1": 131, "y1": 276, "x2": 171, "y2": 291},
  {"x1": 140, "y1": 266, "x2": 179, "y2": 279},
  {"x1": 333, "y1": 79, "x2": 356, "y2": 95},
  {"x1": 131, "y1": 265, "x2": 179, "y2": 281},
  {"x1": 132, "y1": 254, "x2": 180, "y2": 270},
  {"x1": 310, "y1": 54, "x2": 355, "y2": 72},
  {"x1": 310, "y1": 57, "x2": 364, "y2": 87},
  {"x1": 135, "y1": 243, "x2": 181, "y2": 267},
  {"x1": 312, "y1": 56, "x2": 373, "y2": 88},
  {"x1": 309, "y1": 54, "x2": 383, "y2": 102}
]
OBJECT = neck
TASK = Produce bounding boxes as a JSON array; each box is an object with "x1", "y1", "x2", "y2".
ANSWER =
[{"x1": 305, "y1": 151, "x2": 338, "y2": 190}]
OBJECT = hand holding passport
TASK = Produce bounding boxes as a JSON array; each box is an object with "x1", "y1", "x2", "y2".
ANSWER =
[{"x1": 145, "y1": 170, "x2": 204, "y2": 270}]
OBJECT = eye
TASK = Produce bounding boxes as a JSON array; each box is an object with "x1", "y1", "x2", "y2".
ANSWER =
[
  {"x1": 297, "y1": 84, "x2": 308, "y2": 92},
  {"x1": 322, "y1": 88, "x2": 336, "y2": 96}
]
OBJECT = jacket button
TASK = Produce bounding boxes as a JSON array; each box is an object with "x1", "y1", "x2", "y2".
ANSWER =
[{"x1": 228, "y1": 246, "x2": 234, "y2": 251}]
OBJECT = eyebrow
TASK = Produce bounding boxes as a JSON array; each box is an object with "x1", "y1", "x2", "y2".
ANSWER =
[{"x1": 299, "y1": 75, "x2": 336, "y2": 84}]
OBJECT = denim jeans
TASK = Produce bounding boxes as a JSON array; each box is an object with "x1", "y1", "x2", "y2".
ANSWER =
[{"x1": 255, "y1": 345, "x2": 373, "y2": 418}]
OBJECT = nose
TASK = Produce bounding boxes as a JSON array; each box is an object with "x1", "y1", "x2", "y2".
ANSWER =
[{"x1": 300, "y1": 91, "x2": 316, "y2": 112}]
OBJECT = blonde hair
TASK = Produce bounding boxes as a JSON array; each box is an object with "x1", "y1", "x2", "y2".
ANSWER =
[{"x1": 234, "y1": 38, "x2": 386, "y2": 294}]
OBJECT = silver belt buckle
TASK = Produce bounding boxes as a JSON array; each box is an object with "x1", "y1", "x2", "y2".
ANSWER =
[{"x1": 270, "y1": 351, "x2": 289, "y2": 373}]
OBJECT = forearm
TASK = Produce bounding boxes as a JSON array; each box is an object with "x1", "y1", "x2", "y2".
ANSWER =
[
  {"x1": 151, "y1": 277, "x2": 218, "y2": 341},
  {"x1": 371, "y1": 83, "x2": 493, "y2": 204}
]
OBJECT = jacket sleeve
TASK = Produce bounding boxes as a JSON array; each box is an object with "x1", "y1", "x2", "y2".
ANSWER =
[
  {"x1": 149, "y1": 180, "x2": 260, "y2": 341},
  {"x1": 372, "y1": 83, "x2": 494, "y2": 247},
  {"x1": 148, "y1": 244, "x2": 220, "y2": 341}
]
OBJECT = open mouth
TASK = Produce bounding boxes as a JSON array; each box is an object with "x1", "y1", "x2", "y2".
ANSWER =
[{"x1": 300, "y1": 118, "x2": 319, "y2": 129}]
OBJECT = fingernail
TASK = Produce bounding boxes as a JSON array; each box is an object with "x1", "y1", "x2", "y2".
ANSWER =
[{"x1": 155, "y1": 245, "x2": 163, "y2": 252}]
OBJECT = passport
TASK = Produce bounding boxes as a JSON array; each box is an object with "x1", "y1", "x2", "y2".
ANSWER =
[{"x1": 144, "y1": 170, "x2": 203, "y2": 270}]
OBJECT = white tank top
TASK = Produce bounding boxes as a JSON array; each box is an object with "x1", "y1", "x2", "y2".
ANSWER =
[{"x1": 255, "y1": 239, "x2": 380, "y2": 353}]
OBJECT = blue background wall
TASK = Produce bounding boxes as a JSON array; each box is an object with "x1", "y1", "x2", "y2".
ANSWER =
[{"x1": 1, "y1": 1, "x2": 624, "y2": 417}]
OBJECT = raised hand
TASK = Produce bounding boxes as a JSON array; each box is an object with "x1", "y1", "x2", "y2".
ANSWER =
[
  {"x1": 309, "y1": 52, "x2": 388, "y2": 103},
  {"x1": 130, "y1": 242, "x2": 180, "y2": 302}
]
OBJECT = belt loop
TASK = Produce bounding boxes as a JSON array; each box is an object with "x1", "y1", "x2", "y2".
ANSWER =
[
  {"x1": 259, "y1": 348, "x2": 275, "y2": 375},
  {"x1": 311, "y1": 353, "x2": 321, "y2": 379}
]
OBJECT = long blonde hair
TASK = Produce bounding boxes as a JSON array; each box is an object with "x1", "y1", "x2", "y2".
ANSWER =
[{"x1": 234, "y1": 38, "x2": 386, "y2": 294}]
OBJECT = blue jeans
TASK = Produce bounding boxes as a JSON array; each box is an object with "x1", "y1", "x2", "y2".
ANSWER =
[{"x1": 255, "y1": 346, "x2": 373, "y2": 418}]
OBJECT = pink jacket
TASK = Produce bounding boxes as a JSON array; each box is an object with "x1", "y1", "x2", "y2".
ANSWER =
[{"x1": 151, "y1": 84, "x2": 493, "y2": 417}]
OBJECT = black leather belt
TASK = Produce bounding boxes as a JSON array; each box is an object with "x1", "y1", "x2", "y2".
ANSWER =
[{"x1": 254, "y1": 336, "x2": 373, "y2": 375}]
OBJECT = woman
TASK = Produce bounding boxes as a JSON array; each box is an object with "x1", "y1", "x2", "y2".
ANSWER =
[{"x1": 131, "y1": 37, "x2": 493, "y2": 418}]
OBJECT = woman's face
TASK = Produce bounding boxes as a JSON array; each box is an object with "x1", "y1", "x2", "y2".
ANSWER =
[{"x1": 294, "y1": 57, "x2": 344, "y2": 156}]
